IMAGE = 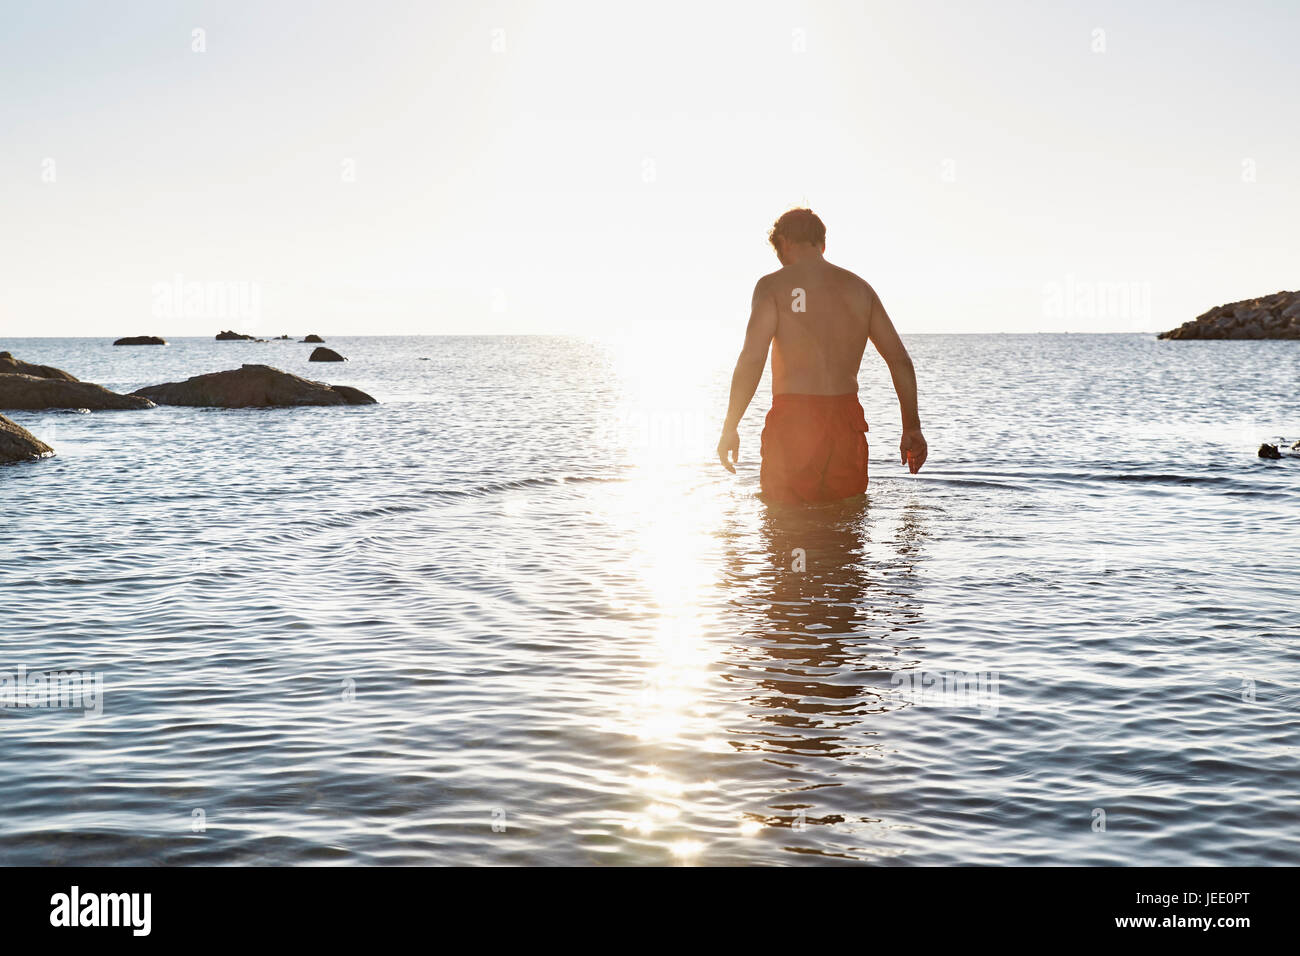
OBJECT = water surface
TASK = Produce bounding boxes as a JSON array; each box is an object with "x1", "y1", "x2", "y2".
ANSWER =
[{"x1": 1, "y1": 333, "x2": 1297, "y2": 865}]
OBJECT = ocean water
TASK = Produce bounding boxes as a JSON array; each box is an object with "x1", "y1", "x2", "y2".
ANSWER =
[{"x1": 1, "y1": 333, "x2": 1297, "y2": 866}]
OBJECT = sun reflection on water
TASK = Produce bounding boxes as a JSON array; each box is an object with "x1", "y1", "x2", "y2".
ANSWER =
[
  {"x1": 592, "y1": 334, "x2": 933, "y2": 863},
  {"x1": 592, "y1": 333, "x2": 745, "y2": 861}
]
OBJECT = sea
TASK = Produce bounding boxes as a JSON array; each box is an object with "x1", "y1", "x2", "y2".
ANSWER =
[{"x1": 1, "y1": 333, "x2": 1296, "y2": 865}]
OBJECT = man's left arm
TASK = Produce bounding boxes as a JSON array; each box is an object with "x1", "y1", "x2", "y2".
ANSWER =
[{"x1": 717, "y1": 279, "x2": 778, "y2": 473}]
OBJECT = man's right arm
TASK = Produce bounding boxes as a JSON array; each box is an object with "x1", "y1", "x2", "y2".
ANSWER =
[
  {"x1": 867, "y1": 285, "x2": 928, "y2": 474},
  {"x1": 716, "y1": 277, "x2": 778, "y2": 473}
]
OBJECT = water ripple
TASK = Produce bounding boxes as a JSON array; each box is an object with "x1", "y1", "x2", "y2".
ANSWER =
[{"x1": 0, "y1": 334, "x2": 1297, "y2": 864}]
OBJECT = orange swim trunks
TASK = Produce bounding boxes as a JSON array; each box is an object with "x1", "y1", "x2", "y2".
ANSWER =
[{"x1": 759, "y1": 392, "x2": 869, "y2": 504}]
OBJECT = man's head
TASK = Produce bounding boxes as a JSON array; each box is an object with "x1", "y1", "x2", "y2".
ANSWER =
[{"x1": 768, "y1": 208, "x2": 826, "y2": 264}]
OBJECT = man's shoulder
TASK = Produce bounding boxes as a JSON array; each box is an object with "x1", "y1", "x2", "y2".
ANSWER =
[
  {"x1": 826, "y1": 260, "x2": 873, "y2": 290},
  {"x1": 821, "y1": 263, "x2": 877, "y2": 312},
  {"x1": 750, "y1": 270, "x2": 786, "y2": 302}
]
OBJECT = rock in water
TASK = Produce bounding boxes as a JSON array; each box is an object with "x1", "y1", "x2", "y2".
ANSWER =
[
  {"x1": 0, "y1": 352, "x2": 79, "y2": 381},
  {"x1": 0, "y1": 373, "x2": 156, "y2": 410},
  {"x1": 215, "y1": 330, "x2": 256, "y2": 341},
  {"x1": 1258, "y1": 443, "x2": 1283, "y2": 459},
  {"x1": 309, "y1": 347, "x2": 346, "y2": 362},
  {"x1": 113, "y1": 336, "x2": 167, "y2": 346},
  {"x1": 131, "y1": 364, "x2": 376, "y2": 407},
  {"x1": 1159, "y1": 291, "x2": 1300, "y2": 339},
  {"x1": 332, "y1": 386, "x2": 373, "y2": 405},
  {"x1": 301, "y1": 334, "x2": 325, "y2": 343},
  {"x1": 0, "y1": 414, "x2": 54, "y2": 463}
]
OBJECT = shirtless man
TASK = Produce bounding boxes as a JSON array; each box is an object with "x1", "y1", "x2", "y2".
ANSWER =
[{"x1": 716, "y1": 208, "x2": 927, "y2": 503}]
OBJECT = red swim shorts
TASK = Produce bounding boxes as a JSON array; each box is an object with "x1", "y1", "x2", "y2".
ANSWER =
[{"x1": 759, "y1": 392, "x2": 869, "y2": 504}]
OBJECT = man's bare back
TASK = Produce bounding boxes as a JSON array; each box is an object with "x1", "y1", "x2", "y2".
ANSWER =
[
  {"x1": 765, "y1": 257, "x2": 872, "y2": 396},
  {"x1": 717, "y1": 208, "x2": 927, "y2": 499}
]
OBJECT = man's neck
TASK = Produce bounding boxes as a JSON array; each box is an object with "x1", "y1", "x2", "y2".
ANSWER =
[{"x1": 782, "y1": 246, "x2": 824, "y2": 266}]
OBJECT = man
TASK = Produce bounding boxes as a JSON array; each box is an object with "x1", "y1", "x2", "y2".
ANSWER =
[{"x1": 716, "y1": 208, "x2": 927, "y2": 503}]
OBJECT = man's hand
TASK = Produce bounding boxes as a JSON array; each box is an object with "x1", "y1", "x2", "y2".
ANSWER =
[
  {"x1": 900, "y1": 427, "x2": 927, "y2": 474},
  {"x1": 717, "y1": 427, "x2": 740, "y2": 473}
]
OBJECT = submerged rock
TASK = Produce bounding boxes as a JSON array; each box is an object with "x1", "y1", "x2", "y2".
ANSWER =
[
  {"x1": 132, "y1": 364, "x2": 376, "y2": 407},
  {"x1": 0, "y1": 414, "x2": 54, "y2": 463},
  {"x1": 309, "y1": 346, "x2": 346, "y2": 362},
  {"x1": 1258, "y1": 443, "x2": 1283, "y2": 459},
  {"x1": 1159, "y1": 291, "x2": 1300, "y2": 340},
  {"x1": 0, "y1": 352, "x2": 79, "y2": 382},
  {"x1": 113, "y1": 335, "x2": 167, "y2": 346},
  {"x1": 301, "y1": 334, "x2": 325, "y2": 343},
  {"x1": 0, "y1": 373, "x2": 155, "y2": 411},
  {"x1": 215, "y1": 330, "x2": 256, "y2": 341}
]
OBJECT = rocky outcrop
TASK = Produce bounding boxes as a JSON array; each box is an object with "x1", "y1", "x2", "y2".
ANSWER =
[
  {"x1": 331, "y1": 385, "x2": 373, "y2": 404},
  {"x1": 308, "y1": 347, "x2": 346, "y2": 362},
  {"x1": 0, "y1": 414, "x2": 53, "y2": 463},
  {"x1": 114, "y1": 335, "x2": 167, "y2": 346},
  {"x1": 131, "y1": 364, "x2": 376, "y2": 407},
  {"x1": 1159, "y1": 291, "x2": 1300, "y2": 339},
  {"x1": 0, "y1": 373, "x2": 155, "y2": 411},
  {"x1": 0, "y1": 352, "x2": 79, "y2": 381},
  {"x1": 301, "y1": 334, "x2": 325, "y2": 343},
  {"x1": 216, "y1": 330, "x2": 257, "y2": 341}
]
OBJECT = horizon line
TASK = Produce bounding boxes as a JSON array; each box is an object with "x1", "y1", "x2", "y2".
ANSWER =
[{"x1": 0, "y1": 330, "x2": 1172, "y2": 340}]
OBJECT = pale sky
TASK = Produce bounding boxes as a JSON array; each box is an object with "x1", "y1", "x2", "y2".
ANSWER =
[{"x1": 1, "y1": 0, "x2": 1296, "y2": 338}]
